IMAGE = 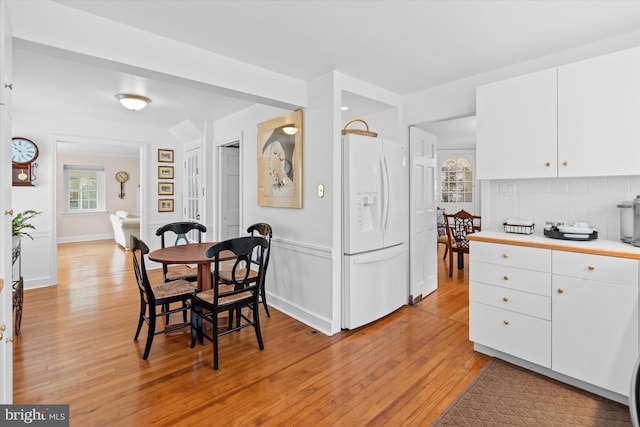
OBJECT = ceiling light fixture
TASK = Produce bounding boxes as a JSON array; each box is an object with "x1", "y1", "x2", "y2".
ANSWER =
[{"x1": 115, "y1": 93, "x2": 151, "y2": 111}]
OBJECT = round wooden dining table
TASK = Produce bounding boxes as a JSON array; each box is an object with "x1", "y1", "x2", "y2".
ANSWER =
[{"x1": 148, "y1": 242, "x2": 235, "y2": 290}]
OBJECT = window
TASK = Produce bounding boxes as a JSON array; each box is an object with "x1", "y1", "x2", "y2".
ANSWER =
[
  {"x1": 64, "y1": 166, "x2": 106, "y2": 212},
  {"x1": 441, "y1": 157, "x2": 473, "y2": 203}
]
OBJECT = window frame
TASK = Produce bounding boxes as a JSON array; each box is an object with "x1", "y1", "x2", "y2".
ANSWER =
[{"x1": 63, "y1": 165, "x2": 106, "y2": 214}]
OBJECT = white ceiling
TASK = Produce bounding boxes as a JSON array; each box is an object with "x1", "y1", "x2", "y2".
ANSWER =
[{"x1": 11, "y1": 0, "x2": 640, "y2": 146}]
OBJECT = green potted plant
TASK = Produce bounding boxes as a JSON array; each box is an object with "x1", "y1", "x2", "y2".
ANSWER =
[{"x1": 12, "y1": 210, "x2": 42, "y2": 242}]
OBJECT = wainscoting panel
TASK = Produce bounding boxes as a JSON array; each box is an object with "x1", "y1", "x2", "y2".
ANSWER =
[{"x1": 266, "y1": 237, "x2": 335, "y2": 335}]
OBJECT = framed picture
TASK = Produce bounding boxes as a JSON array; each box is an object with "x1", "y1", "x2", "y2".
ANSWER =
[
  {"x1": 257, "y1": 110, "x2": 303, "y2": 208},
  {"x1": 158, "y1": 166, "x2": 174, "y2": 179},
  {"x1": 158, "y1": 149, "x2": 174, "y2": 163},
  {"x1": 158, "y1": 199, "x2": 174, "y2": 212},
  {"x1": 158, "y1": 182, "x2": 174, "y2": 196}
]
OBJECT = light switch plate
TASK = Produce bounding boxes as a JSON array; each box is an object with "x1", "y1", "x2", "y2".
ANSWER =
[{"x1": 318, "y1": 184, "x2": 324, "y2": 198}]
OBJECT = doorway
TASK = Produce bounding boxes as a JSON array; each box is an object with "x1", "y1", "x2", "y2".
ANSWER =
[{"x1": 218, "y1": 139, "x2": 240, "y2": 240}]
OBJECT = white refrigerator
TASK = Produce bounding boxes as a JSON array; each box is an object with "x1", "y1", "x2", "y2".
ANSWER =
[{"x1": 342, "y1": 133, "x2": 409, "y2": 329}]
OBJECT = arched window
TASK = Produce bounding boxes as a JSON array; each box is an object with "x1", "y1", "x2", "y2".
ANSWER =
[{"x1": 441, "y1": 157, "x2": 473, "y2": 203}]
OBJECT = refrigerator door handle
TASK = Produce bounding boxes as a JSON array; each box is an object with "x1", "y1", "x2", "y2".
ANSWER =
[
  {"x1": 382, "y1": 155, "x2": 390, "y2": 233},
  {"x1": 353, "y1": 245, "x2": 404, "y2": 264}
]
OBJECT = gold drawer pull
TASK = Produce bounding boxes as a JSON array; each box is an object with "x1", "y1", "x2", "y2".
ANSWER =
[
  {"x1": 557, "y1": 288, "x2": 564, "y2": 294},
  {"x1": 588, "y1": 265, "x2": 595, "y2": 271},
  {"x1": 502, "y1": 253, "x2": 509, "y2": 259},
  {"x1": 503, "y1": 275, "x2": 509, "y2": 280},
  {"x1": 563, "y1": 161, "x2": 568, "y2": 166},
  {"x1": 503, "y1": 320, "x2": 509, "y2": 325},
  {"x1": 503, "y1": 297, "x2": 509, "y2": 302},
  {"x1": 545, "y1": 162, "x2": 551, "y2": 167}
]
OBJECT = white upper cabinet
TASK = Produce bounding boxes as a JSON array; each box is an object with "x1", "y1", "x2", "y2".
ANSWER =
[
  {"x1": 558, "y1": 47, "x2": 640, "y2": 177},
  {"x1": 476, "y1": 47, "x2": 640, "y2": 180},
  {"x1": 477, "y1": 68, "x2": 557, "y2": 180}
]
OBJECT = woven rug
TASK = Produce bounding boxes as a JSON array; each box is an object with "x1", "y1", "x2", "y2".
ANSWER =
[{"x1": 432, "y1": 358, "x2": 631, "y2": 426}]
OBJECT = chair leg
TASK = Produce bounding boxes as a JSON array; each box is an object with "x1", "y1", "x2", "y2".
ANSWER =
[
  {"x1": 253, "y1": 302, "x2": 264, "y2": 351},
  {"x1": 261, "y1": 285, "x2": 270, "y2": 318},
  {"x1": 213, "y1": 311, "x2": 219, "y2": 370},
  {"x1": 458, "y1": 253, "x2": 464, "y2": 270},
  {"x1": 182, "y1": 301, "x2": 188, "y2": 323},
  {"x1": 164, "y1": 303, "x2": 170, "y2": 325},
  {"x1": 143, "y1": 314, "x2": 156, "y2": 360},
  {"x1": 134, "y1": 299, "x2": 146, "y2": 341},
  {"x1": 443, "y1": 245, "x2": 448, "y2": 260},
  {"x1": 190, "y1": 304, "x2": 203, "y2": 348},
  {"x1": 448, "y1": 250, "x2": 453, "y2": 277}
]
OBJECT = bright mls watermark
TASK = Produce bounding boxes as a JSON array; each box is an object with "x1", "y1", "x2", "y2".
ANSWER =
[{"x1": 1, "y1": 405, "x2": 69, "y2": 426}]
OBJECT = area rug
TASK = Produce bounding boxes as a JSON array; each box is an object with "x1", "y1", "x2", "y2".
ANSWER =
[{"x1": 431, "y1": 358, "x2": 631, "y2": 426}]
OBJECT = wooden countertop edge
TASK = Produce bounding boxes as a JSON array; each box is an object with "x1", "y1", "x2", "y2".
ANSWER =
[{"x1": 468, "y1": 234, "x2": 640, "y2": 260}]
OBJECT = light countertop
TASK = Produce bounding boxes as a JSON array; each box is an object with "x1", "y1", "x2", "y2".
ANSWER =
[{"x1": 468, "y1": 230, "x2": 640, "y2": 260}]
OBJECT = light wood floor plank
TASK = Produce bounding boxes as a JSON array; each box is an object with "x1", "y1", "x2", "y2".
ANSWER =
[{"x1": 13, "y1": 240, "x2": 487, "y2": 426}]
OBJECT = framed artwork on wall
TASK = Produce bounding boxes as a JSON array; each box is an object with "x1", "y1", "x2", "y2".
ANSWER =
[
  {"x1": 158, "y1": 199, "x2": 174, "y2": 212},
  {"x1": 158, "y1": 166, "x2": 174, "y2": 179},
  {"x1": 158, "y1": 149, "x2": 174, "y2": 163},
  {"x1": 257, "y1": 110, "x2": 303, "y2": 208},
  {"x1": 158, "y1": 182, "x2": 174, "y2": 196}
]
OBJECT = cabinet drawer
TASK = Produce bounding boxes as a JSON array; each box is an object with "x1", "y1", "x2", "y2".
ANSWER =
[
  {"x1": 470, "y1": 261, "x2": 551, "y2": 296},
  {"x1": 470, "y1": 282, "x2": 551, "y2": 320},
  {"x1": 470, "y1": 302, "x2": 551, "y2": 368},
  {"x1": 552, "y1": 251, "x2": 639, "y2": 288},
  {"x1": 470, "y1": 241, "x2": 551, "y2": 272}
]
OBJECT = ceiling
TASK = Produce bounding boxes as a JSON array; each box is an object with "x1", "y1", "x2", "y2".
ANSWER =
[{"x1": 11, "y1": 1, "x2": 640, "y2": 147}]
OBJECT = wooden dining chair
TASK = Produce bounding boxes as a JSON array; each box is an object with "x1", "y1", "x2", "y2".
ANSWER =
[
  {"x1": 220, "y1": 223, "x2": 273, "y2": 318},
  {"x1": 444, "y1": 210, "x2": 481, "y2": 277},
  {"x1": 155, "y1": 222, "x2": 207, "y2": 283},
  {"x1": 190, "y1": 236, "x2": 268, "y2": 370},
  {"x1": 436, "y1": 207, "x2": 448, "y2": 260},
  {"x1": 130, "y1": 235, "x2": 198, "y2": 360}
]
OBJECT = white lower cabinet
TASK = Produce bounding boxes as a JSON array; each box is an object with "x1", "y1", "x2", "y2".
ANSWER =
[
  {"x1": 470, "y1": 241, "x2": 640, "y2": 398},
  {"x1": 469, "y1": 242, "x2": 552, "y2": 368},
  {"x1": 551, "y1": 251, "x2": 639, "y2": 396}
]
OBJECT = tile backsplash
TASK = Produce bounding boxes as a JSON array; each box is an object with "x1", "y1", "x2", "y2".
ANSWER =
[{"x1": 484, "y1": 176, "x2": 640, "y2": 241}]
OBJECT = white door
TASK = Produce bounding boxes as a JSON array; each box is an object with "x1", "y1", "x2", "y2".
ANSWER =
[
  {"x1": 184, "y1": 143, "x2": 204, "y2": 241},
  {"x1": 0, "y1": 0, "x2": 13, "y2": 404},
  {"x1": 409, "y1": 127, "x2": 437, "y2": 302},
  {"x1": 219, "y1": 145, "x2": 240, "y2": 240}
]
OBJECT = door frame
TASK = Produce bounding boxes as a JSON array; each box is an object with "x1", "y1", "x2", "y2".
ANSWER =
[
  {"x1": 183, "y1": 140, "x2": 204, "y2": 227},
  {"x1": 216, "y1": 133, "x2": 243, "y2": 240}
]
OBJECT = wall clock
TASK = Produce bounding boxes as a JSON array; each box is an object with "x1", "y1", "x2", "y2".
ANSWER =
[
  {"x1": 115, "y1": 171, "x2": 129, "y2": 199},
  {"x1": 12, "y1": 137, "x2": 39, "y2": 186}
]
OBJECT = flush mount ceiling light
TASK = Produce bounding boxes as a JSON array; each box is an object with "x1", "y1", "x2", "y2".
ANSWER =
[{"x1": 115, "y1": 93, "x2": 151, "y2": 111}]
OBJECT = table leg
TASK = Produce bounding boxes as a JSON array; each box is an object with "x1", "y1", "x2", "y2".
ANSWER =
[{"x1": 198, "y1": 262, "x2": 212, "y2": 290}]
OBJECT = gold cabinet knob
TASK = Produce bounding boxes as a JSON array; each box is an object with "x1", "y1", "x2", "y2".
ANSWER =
[
  {"x1": 0, "y1": 325, "x2": 5, "y2": 332},
  {"x1": 0, "y1": 332, "x2": 3, "y2": 340},
  {"x1": 503, "y1": 320, "x2": 510, "y2": 325},
  {"x1": 4, "y1": 210, "x2": 13, "y2": 216},
  {"x1": 557, "y1": 288, "x2": 564, "y2": 294},
  {"x1": 5, "y1": 337, "x2": 13, "y2": 343},
  {"x1": 545, "y1": 162, "x2": 551, "y2": 167},
  {"x1": 563, "y1": 161, "x2": 568, "y2": 166},
  {"x1": 503, "y1": 275, "x2": 509, "y2": 280},
  {"x1": 502, "y1": 253, "x2": 509, "y2": 259},
  {"x1": 503, "y1": 297, "x2": 509, "y2": 302},
  {"x1": 588, "y1": 265, "x2": 595, "y2": 271}
]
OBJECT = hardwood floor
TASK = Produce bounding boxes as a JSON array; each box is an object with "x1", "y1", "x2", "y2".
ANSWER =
[{"x1": 13, "y1": 240, "x2": 489, "y2": 426}]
